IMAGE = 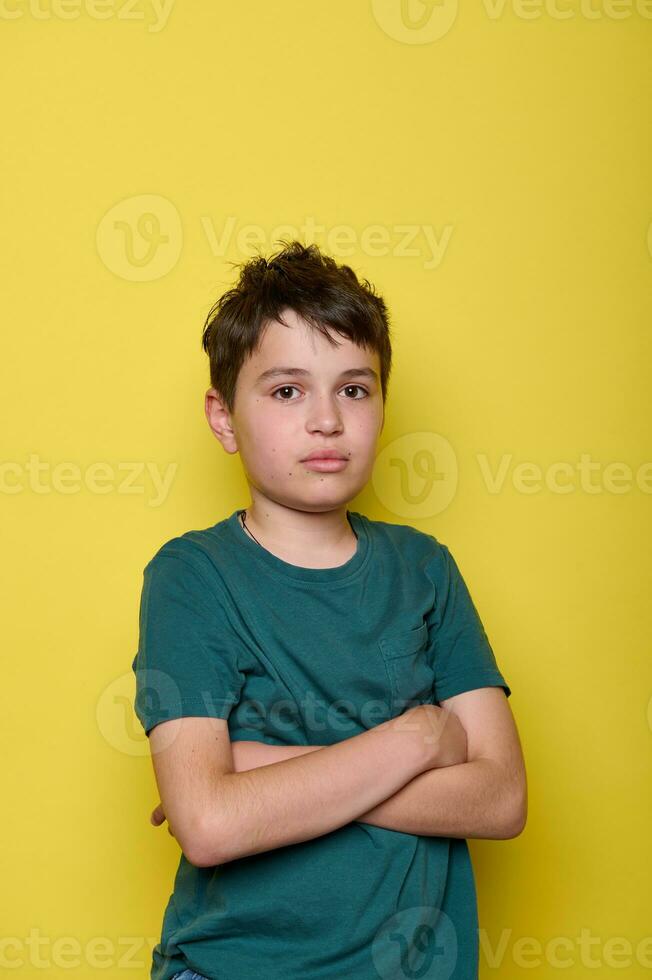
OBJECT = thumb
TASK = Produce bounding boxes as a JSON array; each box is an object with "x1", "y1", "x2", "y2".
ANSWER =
[{"x1": 150, "y1": 803, "x2": 165, "y2": 825}]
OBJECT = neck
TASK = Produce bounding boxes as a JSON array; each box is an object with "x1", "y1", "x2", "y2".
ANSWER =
[{"x1": 241, "y1": 499, "x2": 358, "y2": 567}]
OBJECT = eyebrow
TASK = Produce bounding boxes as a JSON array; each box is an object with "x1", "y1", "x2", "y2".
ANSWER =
[{"x1": 255, "y1": 366, "x2": 379, "y2": 384}]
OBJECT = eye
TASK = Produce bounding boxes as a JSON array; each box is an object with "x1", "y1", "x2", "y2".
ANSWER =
[
  {"x1": 342, "y1": 384, "x2": 368, "y2": 399},
  {"x1": 271, "y1": 385, "x2": 301, "y2": 400}
]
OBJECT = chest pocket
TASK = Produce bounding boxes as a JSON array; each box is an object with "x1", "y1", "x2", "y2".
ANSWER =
[{"x1": 378, "y1": 621, "x2": 435, "y2": 717}]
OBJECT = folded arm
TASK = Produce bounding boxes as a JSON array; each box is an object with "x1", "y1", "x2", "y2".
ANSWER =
[
  {"x1": 147, "y1": 703, "x2": 447, "y2": 867},
  {"x1": 229, "y1": 688, "x2": 527, "y2": 840}
]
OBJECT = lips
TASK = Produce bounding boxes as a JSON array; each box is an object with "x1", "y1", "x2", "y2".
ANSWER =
[{"x1": 301, "y1": 449, "x2": 349, "y2": 461}]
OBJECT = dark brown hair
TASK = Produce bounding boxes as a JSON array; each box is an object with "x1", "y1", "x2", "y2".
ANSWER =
[{"x1": 201, "y1": 239, "x2": 393, "y2": 413}]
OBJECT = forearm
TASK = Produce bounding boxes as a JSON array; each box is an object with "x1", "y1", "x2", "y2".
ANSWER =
[
  {"x1": 230, "y1": 739, "x2": 318, "y2": 771},
  {"x1": 355, "y1": 758, "x2": 521, "y2": 839},
  {"x1": 232, "y1": 743, "x2": 520, "y2": 839},
  {"x1": 200, "y1": 715, "x2": 427, "y2": 866}
]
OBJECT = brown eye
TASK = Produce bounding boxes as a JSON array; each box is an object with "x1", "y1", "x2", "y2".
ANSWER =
[{"x1": 272, "y1": 385, "x2": 300, "y2": 400}]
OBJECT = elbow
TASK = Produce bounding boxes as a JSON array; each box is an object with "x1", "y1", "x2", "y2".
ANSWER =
[
  {"x1": 179, "y1": 773, "x2": 243, "y2": 868},
  {"x1": 177, "y1": 821, "x2": 213, "y2": 868},
  {"x1": 501, "y1": 805, "x2": 527, "y2": 839},
  {"x1": 498, "y1": 785, "x2": 528, "y2": 839},
  {"x1": 183, "y1": 834, "x2": 229, "y2": 869},
  {"x1": 179, "y1": 812, "x2": 237, "y2": 869},
  {"x1": 183, "y1": 838, "x2": 216, "y2": 869}
]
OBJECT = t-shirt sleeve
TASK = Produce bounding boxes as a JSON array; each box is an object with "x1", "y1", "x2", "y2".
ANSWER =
[
  {"x1": 427, "y1": 542, "x2": 511, "y2": 703},
  {"x1": 131, "y1": 539, "x2": 246, "y2": 737}
]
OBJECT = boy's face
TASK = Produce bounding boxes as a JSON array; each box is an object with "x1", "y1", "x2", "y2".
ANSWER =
[{"x1": 206, "y1": 307, "x2": 385, "y2": 513}]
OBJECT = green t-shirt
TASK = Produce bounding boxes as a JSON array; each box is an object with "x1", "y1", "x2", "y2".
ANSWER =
[{"x1": 132, "y1": 508, "x2": 511, "y2": 980}]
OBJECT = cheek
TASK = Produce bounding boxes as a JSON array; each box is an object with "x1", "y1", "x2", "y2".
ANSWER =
[
  {"x1": 354, "y1": 406, "x2": 384, "y2": 440},
  {"x1": 247, "y1": 415, "x2": 290, "y2": 468}
]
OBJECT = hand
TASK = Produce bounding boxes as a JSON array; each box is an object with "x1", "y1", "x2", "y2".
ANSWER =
[
  {"x1": 428, "y1": 705, "x2": 467, "y2": 768},
  {"x1": 150, "y1": 802, "x2": 176, "y2": 838},
  {"x1": 396, "y1": 703, "x2": 468, "y2": 771}
]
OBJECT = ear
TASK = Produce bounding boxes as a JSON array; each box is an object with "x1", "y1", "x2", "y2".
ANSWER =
[{"x1": 205, "y1": 388, "x2": 239, "y2": 454}]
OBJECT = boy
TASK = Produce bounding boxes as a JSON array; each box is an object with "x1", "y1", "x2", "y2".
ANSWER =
[{"x1": 132, "y1": 240, "x2": 527, "y2": 980}]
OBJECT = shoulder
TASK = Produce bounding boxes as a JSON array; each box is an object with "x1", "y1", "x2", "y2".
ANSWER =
[
  {"x1": 357, "y1": 511, "x2": 451, "y2": 569},
  {"x1": 143, "y1": 519, "x2": 231, "y2": 589}
]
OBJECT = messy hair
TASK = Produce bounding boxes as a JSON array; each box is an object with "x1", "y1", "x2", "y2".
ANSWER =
[{"x1": 201, "y1": 240, "x2": 393, "y2": 413}]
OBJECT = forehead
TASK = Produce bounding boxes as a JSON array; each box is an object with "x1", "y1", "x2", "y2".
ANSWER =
[{"x1": 242, "y1": 309, "x2": 379, "y2": 376}]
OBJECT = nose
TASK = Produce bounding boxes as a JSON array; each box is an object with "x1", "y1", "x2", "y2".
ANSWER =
[{"x1": 305, "y1": 393, "x2": 344, "y2": 435}]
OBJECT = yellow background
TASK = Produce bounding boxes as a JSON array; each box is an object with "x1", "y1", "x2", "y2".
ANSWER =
[{"x1": 2, "y1": 1, "x2": 650, "y2": 976}]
